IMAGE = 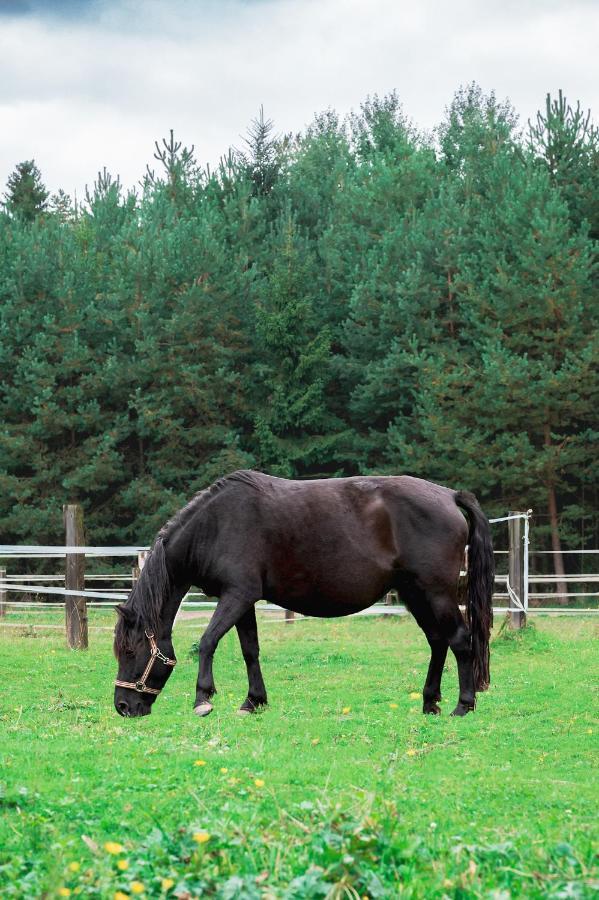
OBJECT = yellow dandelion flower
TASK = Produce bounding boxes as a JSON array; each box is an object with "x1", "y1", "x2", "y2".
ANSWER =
[
  {"x1": 104, "y1": 842, "x2": 124, "y2": 855},
  {"x1": 342, "y1": 706, "x2": 351, "y2": 714},
  {"x1": 194, "y1": 759, "x2": 207, "y2": 767},
  {"x1": 114, "y1": 893, "x2": 129, "y2": 900},
  {"x1": 587, "y1": 728, "x2": 593, "y2": 734},
  {"x1": 389, "y1": 702, "x2": 398, "y2": 709},
  {"x1": 220, "y1": 767, "x2": 228, "y2": 774},
  {"x1": 409, "y1": 692, "x2": 420, "y2": 700},
  {"x1": 311, "y1": 737, "x2": 320, "y2": 745},
  {"x1": 130, "y1": 882, "x2": 145, "y2": 895},
  {"x1": 67, "y1": 862, "x2": 80, "y2": 873},
  {"x1": 254, "y1": 778, "x2": 265, "y2": 788},
  {"x1": 161, "y1": 878, "x2": 175, "y2": 891},
  {"x1": 58, "y1": 890, "x2": 71, "y2": 898},
  {"x1": 406, "y1": 749, "x2": 417, "y2": 757},
  {"x1": 117, "y1": 859, "x2": 129, "y2": 871},
  {"x1": 193, "y1": 831, "x2": 211, "y2": 844}
]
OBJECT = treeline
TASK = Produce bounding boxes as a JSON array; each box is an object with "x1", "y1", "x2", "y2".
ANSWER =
[{"x1": 1, "y1": 85, "x2": 597, "y2": 563}]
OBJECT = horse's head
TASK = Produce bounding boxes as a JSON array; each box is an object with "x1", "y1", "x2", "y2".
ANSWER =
[{"x1": 113, "y1": 605, "x2": 177, "y2": 717}]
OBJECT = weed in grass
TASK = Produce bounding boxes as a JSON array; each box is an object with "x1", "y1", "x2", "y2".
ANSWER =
[{"x1": 493, "y1": 617, "x2": 554, "y2": 652}]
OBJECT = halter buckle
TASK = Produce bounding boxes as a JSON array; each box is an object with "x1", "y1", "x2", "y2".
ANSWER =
[{"x1": 135, "y1": 681, "x2": 146, "y2": 692}]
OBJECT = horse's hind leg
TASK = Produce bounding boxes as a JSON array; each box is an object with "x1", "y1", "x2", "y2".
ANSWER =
[
  {"x1": 235, "y1": 605, "x2": 267, "y2": 715},
  {"x1": 427, "y1": 590, "x2": 475, "y2": 717},
  {"x1": 194, "y1": 590, "x2": 256, "y2": 717},
  {"x1": 422, "y1": 631, "x2": 448, "y2": 714},
  {"x1": 403, "y1": 588, "x2": 448, "y2": 714}
]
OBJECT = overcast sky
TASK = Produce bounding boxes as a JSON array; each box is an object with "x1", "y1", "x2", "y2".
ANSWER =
[{"x1": 1, "y1": 0, "x2": 598, "y2": 199}]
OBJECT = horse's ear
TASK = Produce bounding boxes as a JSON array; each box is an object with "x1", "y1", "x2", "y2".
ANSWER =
[{"x1": 115, "y1": 604, "x2": 134, "y2": 623}]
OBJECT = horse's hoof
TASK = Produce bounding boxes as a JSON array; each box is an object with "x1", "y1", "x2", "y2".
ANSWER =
[
  {"x1": 194, "y1": 702, "x2": 214, "y2": 717},
  {"x1": 237, "y1": 697, "x2": 266, "y2": 715},
  {"x1": 450, "y1": 703, "x2": 474, "y2": 717},
  {"x1": 423, "y1": 703, "x2": 441, "y2": 715}
]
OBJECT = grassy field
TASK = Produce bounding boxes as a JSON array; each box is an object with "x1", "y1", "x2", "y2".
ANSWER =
[{"x1": 0, "y1": 612, "x2": 597, "y2": 898}]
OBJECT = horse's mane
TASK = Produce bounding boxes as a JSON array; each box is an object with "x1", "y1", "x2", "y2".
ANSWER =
[
  {"x1": 156, "y1": 470, "x2": 261, "y2": 544},
  {"x1": 114, "y1": 471, "x2": 263, "y2": 655},
  {"x1": 114, "y1": 536, "x2": 170, "y2": 655}
]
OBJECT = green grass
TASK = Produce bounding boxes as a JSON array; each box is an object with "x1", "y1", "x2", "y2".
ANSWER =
[{"x1": 0, "y1": 614, "x2": 597, "y2": 898}]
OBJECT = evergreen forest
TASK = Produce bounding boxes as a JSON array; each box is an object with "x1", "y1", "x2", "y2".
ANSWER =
[{"x1": 1, "y1": 85, "x2": 597, "y2": 569}]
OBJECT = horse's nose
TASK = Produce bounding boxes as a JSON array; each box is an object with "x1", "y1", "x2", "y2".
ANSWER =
[{"x1": 116, "y1": 698, "x2": 130, "y2": 717}]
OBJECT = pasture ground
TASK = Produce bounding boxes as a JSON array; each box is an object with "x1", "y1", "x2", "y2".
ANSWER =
[{"x1": 0, "y1": 613, "x2": 597, "y2": 898}]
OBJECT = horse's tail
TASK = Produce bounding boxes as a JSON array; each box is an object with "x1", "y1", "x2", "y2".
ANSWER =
[{"x1": 454, "y1": 491, "x2": 494, "y2": 692}]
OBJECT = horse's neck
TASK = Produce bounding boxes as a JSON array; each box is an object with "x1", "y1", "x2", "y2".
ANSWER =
[{"x1": 160, "y1": 583, "x2": 190, "y2": 637}]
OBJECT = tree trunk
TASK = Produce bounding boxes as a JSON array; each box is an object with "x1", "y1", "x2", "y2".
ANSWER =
[{"x1": 544, "y1": 424, "x2": 567, "y2": 605}]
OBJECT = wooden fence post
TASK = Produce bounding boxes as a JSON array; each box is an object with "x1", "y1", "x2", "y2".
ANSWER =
[
  {"x1": 508, "y1": 511, "x2": 526, "y2": 629},
  {"x1": 0, "y1": 566, "x2": 6, "y2": 617},
  {"x1": 285, "y1": 608, "x2": 295, "y2": 623},
  {"x1": 64, "y1": 504, "x2": 88, "y2": 649},
  {"x1": 132, "y1": 550, "x2": 148, "y2": 587}
]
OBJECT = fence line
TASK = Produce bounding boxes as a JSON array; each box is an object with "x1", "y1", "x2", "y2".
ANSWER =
[
  {"x1": 6, "y1": 571, "x2": 596, "y2": 585},
  {"x1": 3, "y1": 577, "x2": 598, "y2": 604},
  {"x1": 530, "y1": 549, "x2": 599, "y2": 554},
  {"x1": 3, "y1": 513, "x2": 599, "y2": 636},
  {"x1": 0, "y1": 545, "x2": 146, "y2": 556},
  {"x1": 2, "y1": 608, "x2": 597, "y2": 635}
]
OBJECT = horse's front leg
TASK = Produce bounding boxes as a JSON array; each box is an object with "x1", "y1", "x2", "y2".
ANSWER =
[
  {"x1": 235, "y1": 605, "x2": 267, "y2": 714},
  {"x1": 194, "y1": 592, "x2": 255, "y2": 717}
]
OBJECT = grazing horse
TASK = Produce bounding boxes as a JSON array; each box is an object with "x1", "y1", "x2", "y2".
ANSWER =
[{"x1": 114, "y1": 470, "x2": 494, "y2": 719}]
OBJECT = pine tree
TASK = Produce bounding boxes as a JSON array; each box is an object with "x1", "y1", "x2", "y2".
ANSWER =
[
  {"x1": 528, "y1": 90, "x2": 599, "y2": 236},
  {"x1": 438, "y1": 82, "x2": 519, "y2": 177},
  {"x1": 3, "y1": 160, "x2": 49, "y2": 221},
  {"x1": 49, "y1": 189, "x2": 75, "y2": 223},
  {"x1": 237, "y1": 106, "x2": 284, "y2": 197},
  {"x1": 145, "y1": 129, "x2": 196, "y2": 207},
  {"x1": 330, "y1": 93, "x2": 439, "y2": 469},
  {"x1": 249, "y1": 213, "x2": 342, "y2": 477}
]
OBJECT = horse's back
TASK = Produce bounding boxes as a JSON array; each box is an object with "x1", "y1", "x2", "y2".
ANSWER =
[{"x1": 199, "y1": 472, "x2": 467, "y2": 613}]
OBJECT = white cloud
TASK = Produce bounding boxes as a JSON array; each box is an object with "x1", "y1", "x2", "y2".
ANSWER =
[{"x1": 1, "y1": 0, "x2": 598, "y2": 197}]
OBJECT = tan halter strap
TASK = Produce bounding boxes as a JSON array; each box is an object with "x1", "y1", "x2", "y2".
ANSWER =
[{"x1": 115, "y1": 630, "x2": 176, "y2": 696}]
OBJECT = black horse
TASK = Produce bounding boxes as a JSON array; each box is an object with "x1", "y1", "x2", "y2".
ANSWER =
[{"x1": 114, "y1": 470, "x2": 494, "y2": 719}]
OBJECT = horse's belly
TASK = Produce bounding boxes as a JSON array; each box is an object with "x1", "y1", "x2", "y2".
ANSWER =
[
  {"x1": 281, "y1": 595, "x2": 376, "y2": 618},
  {"x1": 265, "y1": 572, "x2": 390, "y2": 618}
]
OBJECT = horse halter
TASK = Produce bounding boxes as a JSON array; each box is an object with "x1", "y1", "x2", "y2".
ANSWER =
[{"x1": 115, "y1": 630, "x2": 176, "y2": 696}]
